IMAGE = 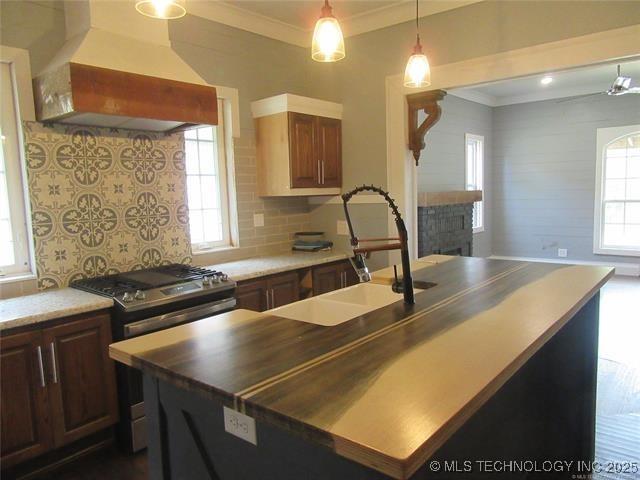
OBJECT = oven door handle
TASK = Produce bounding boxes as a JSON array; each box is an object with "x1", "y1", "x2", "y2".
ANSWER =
[{"x1": 123, "y1": 297, "x2": 236, "y2": 338}]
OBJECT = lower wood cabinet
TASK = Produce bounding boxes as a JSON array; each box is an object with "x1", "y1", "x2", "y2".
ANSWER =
[
  {"x1": 236, "y1": 271, "x2": 300, "y2": 312},
  {"x1": 0, "y1": 330, "x2": 52, "y2": 467},
  {"x1": 0, "y1": 311, "x2": 118, "y2": 468},
  {"x1": 269, "y1": 271, "x2": 300, "y2": 308},
  {"x1": 235, "y1": 279, "x2": 269, "y2": 312},
  {"x1": 236, "y1": 260, "x2": 357, "y2": 312},
  {"x1": 312, "y1": 260, "x2": 358, "y2": 296}
]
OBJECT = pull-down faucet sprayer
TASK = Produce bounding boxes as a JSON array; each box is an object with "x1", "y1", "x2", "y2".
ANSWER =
[{"x1": 342, "y1": 185, "x2": 415, "y2": 305}]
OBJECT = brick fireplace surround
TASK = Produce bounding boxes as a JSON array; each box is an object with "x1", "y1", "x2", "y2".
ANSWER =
[{"x1": 417, "y1": 191, "x2": 482, "y2": 258}]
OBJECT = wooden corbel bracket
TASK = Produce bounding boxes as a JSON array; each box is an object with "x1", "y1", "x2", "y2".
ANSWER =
[{"x1": 407, "y1": 89, "x2": 447, "y2": 165}]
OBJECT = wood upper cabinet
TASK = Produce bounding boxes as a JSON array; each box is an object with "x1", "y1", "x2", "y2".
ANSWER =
[
  {"x1": 0, "y1": 331, "x2": 52, "y2": 468},
  {"x1": 253, "y1": 94, "x2": 342, "y2": 197},
  {"x1": 316, "y1": 116, "x2": 342, "y2": 188},
  {"x1": 42, "y1": 312, "x2": 118, "y2": 447},
  {"x1": 0, "y1": 311, "x2": 118, "y2": 468},
  {"x1": 289, "y1": 112, "x2": 318, "y2": 188}
]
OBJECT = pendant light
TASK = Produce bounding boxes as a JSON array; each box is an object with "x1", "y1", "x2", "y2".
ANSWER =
[
  {"x1": 403, "y1": 0, "x2": 431, "y2": 88},
  {"x1": 135, "y1": 0, "x2": 186, "y2": 19},
  {"x1": 311, "y1": 0, "x2": 345, "y2": 62}
]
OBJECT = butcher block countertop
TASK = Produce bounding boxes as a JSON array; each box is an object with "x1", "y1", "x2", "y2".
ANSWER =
[{"x1": 109, "y1": 257, "x2": 613, "y2": 479}]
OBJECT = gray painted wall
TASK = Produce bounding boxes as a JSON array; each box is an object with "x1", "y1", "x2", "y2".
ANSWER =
[
  {"x1": 2, "y1": 0, "x2": 640, "y2": 283},
  {"x1": 492, "y1": 93, "x2": 640, "y2": 264},
  {"x1": 417, "y1": 95, "x2": 493, "y2": 257},
  {"x1": 304, "y1": 1, "x2": 640, "y2": 260}
]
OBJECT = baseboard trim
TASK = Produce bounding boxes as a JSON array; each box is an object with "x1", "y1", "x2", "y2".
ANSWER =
[{"x1": 489, "y1": 255, "x2": 640, "y2": 277}]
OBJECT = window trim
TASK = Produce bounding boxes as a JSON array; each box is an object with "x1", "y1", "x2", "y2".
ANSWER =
[
  {"x1": 593, "y1": 124, "x2": 640, "y2": 257},
  {"x1": 188, "y1": 99, "x2": 235, "y2": 254},
  {"x1": 0, "y1": 46, "x2": 35, "y2": 279},
  {"x1": 465, "y1": 133, "x2": 484, "y2": 234}
]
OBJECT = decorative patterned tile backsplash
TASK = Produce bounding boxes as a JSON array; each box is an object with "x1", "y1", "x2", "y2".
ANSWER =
[{"x1": 24, "y1": 122, "x2": 192, "y2": 289}]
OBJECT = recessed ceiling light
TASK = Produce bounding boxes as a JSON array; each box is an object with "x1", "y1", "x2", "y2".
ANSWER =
[{"x1": 540, "y1": 76, "x2": 553, "y2": 85}]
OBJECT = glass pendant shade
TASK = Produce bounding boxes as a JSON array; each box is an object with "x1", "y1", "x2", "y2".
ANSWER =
[
  {"x1": 311, "y1": 2, "x2": 345, "y2": 62},
  {"x1": 403, "y1": 37, "x2": 431, "y2": 88},
  {"x1": 135, "y1": 0, "x2": 186, "y2": 19}
]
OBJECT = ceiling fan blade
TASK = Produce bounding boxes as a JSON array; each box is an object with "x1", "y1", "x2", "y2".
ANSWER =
[
  {"x1": 626, "y1": 87, "x2": 640, "y2": 93},
  {"x1": 556, "y1": 92, "x2": 605, "y2": 103}
]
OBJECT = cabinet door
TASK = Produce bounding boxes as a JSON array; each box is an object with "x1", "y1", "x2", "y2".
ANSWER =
[
  {"x1": 341, "y1": 260, "x2": 359, "y2": 287},
  {"x1": 236, "y1": 279, "x2": 269, "y2": 312},
  {"x1": 268, "y1": 272, "x2": 300, "y2": 309},
  {"x1": 312, "y1": 263, "x2": 342, "y2": 295},
  {"x1": 316, "y1": 117, "x2": 342, "y2": 188},
  {"x1": 289, "y1": 112, "x2": 319, "y2": 188},
  {"x1": 42, "y1": 313, "x2": 118, "y2": 447},
  {"x1": 0, "y1": 331, "x2": 52, "y2": 467}
]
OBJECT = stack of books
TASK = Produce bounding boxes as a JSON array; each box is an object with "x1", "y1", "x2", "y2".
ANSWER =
[{"x1": 292, "y1": 232, "x2": 333, "y2": 252}]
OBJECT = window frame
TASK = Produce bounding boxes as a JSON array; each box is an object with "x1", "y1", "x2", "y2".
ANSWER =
[
  {"x1": 186, "y1": 99, "x2": 233, "y2": 253},
  {"x1": 465, "y1": 133, "x2": 485, "y2": 234},
  {"x1": 0, "y1": 47, "x2": 35, "y2": 280},
  {"x1": 593, "y1": 124, "x2": 640, "y2": 257}
]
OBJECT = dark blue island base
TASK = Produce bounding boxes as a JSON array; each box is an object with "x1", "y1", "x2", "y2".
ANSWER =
[{"x1": 143, "y1": 294, "x2": 599, "y2": 480}]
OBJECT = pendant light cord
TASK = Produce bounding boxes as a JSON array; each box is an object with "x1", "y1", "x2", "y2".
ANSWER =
[{"x1": 415, "y1": 0, "x2": 420, "y2": 42}]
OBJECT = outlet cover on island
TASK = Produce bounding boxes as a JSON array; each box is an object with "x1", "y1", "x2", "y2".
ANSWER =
[
  {"x1": 558, "y1": 248, "x2": 568, "y2": 258},
  {"x1": 223, "y1": 407, "x2": 257, "y2": 445},
  {"x1": 253, "y1": 213, "x2": 264, "y2": 227},
  {"x1": 337, "y1": 220, "x2": 349, "y2": 236}
]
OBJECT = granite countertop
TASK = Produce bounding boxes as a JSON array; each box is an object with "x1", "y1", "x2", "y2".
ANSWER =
[
  {"x1": 0, "y1": 288, "x2": 113, "y2": 332},
  {"x1": 110, "y1": 258, "x2": 613, "y2": 479},
  {"x1": 208, "y1": 250, "x2": 350, "y2": 282},
  {"x1": 0, "y1": 251, "x2": 350, "y2": 332}
]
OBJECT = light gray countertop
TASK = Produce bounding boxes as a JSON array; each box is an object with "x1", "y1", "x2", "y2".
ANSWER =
[
  {"x1": 0, "y1": 251, "x2": 350, "y2": 332},
  {"x1": 0, "y1": 288, "x2": 114, "y2": 332},
  {"x1": 208, "y1": 250, "x2": 350, "y2": 282}
]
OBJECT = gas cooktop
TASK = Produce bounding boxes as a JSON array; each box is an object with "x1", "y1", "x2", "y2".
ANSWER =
[{"x1": 70, "y1": 264, "x2": 235, "y2": 311}]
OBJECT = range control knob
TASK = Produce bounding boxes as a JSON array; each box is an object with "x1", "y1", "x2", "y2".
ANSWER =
[
  {"x1": 134, "y1": 290, "x2": 146, "y2": 300},
  {"x1": 212, "y1": 275, "x2": 221, "y2": 284},
  {"x1": 220, "y1": 273, "x2": 229, "y2": 282},
  {"x1": 202, "y1": 276, "x2": 211, "y2": 286},
  {"x1": 122, "y1": 291, "x2": 134, "y2": 303}
]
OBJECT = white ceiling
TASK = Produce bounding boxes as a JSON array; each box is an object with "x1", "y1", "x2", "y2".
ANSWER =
[
  {"x1": 450, "y1": 59, "x2": 640, "y2": 106},
  {"x1": 187, "y1": 0, "x2": 481, "y2": 47}
]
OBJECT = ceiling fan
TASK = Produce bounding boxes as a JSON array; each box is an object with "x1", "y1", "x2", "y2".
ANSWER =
[{"x1": 558, "y1": 64, "x2": 640, "y2": 102}]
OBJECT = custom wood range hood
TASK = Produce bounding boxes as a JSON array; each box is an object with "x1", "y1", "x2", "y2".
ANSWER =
[{"x1": 32, "y1": 0, "x2": 217, "y2": 131}]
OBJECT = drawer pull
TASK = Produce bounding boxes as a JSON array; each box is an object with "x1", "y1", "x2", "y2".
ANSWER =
[
  {"x1": 49, "y1": 342, "x2": 58, "y2": 384},
  {"x1": 36, "y1": 346, "x2": 45, "y2": 388}
]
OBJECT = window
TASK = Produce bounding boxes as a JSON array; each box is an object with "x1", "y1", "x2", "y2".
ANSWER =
[
  {"x1": 465, "y1": 133, "x2": 484, "y2": 233},
  {"x1": 0, "y1": 61, "x2": 31, "y2": 277},
  {"x1": 594, "y1": 125, "x2": 640, "y2": 256},
  {"x1": 185, "y1": 106, "x2": 231, "y2": 252}
]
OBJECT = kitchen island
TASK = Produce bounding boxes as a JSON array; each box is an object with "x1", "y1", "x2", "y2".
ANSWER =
[{"x1": 109, "y1": 257, "x2": 613, "y2": 479}]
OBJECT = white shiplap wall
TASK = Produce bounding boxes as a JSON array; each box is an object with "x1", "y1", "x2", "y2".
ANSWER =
[{"x1": 492, "y1": 93, "x2": 640, "y2": 265}]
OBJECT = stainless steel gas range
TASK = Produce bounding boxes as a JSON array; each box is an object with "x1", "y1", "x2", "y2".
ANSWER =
[{"x1": 71, "y1": 264, "x2": 236, "y2": 453}]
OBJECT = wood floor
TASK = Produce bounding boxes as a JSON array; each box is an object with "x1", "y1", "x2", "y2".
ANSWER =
[
  {"x1": 41, "y1": 275, "x2": 640, "y2": 480},
  {"x1": 594, "y1": 276, "x2": 640, "y2": 480}
]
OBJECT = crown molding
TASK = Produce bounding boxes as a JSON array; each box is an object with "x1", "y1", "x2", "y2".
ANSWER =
[
  {"x1": 450, "y1": 80, "x2": 624, "y2": 107},
  {"x1": 342, "y1": 0, "x2": 481, "y2": 38},
  {"x1": 186, "y1": 0, "x2": 483, "y2": 48},
  {"x1": 448, "y1": 88, "x2": 498, "y2": 107},
  {"x1": 186, "y1": 1, "x2": 309, "y2": 47}
]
